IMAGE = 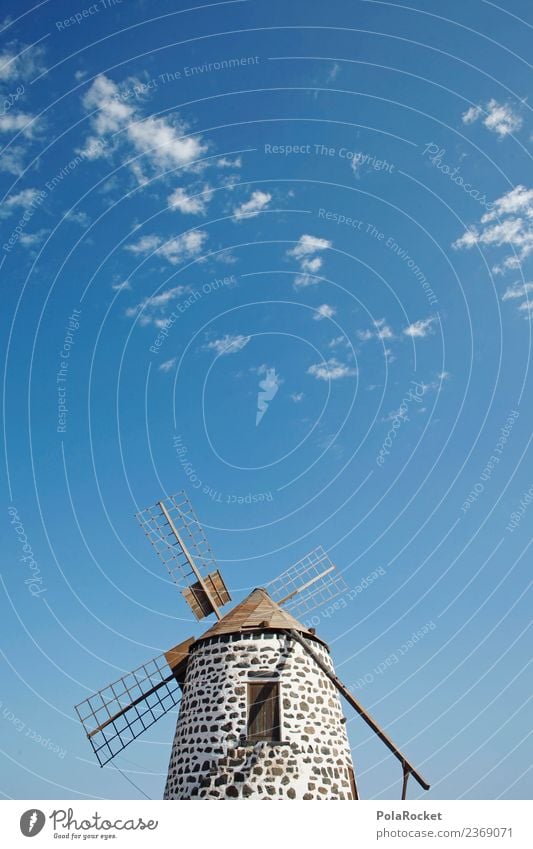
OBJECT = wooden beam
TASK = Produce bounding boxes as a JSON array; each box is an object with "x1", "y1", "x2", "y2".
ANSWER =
[
  {"x1": 158, "y1": 500, "x2": 222, "y2": 620},
  {"x1": 283, "y1": 628, "x2": 430, "y2": 793},
  {"x1": 278, "y1": 565, "x2": 335, "y2": 606},
  {"x1": 87, "y1": 673, "x2": 175, "y2": 739}
]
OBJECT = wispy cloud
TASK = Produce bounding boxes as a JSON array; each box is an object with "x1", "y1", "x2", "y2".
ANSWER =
[
  {"x1": 0, "y1": 187, "x2": 42, "y2": 217},
  {"x1": 0, "y1": 112, "x2": 37, "y2": 137},
  {"x1": 232, "y1": 190, "x2": 272, "y2": 221},
  {"x1": 326, "y1": 63, "x2": 340, "y2": 83},
  {"x1": 125, "y1": 230, "x2": 208, "y2": 265},
  {"x1": 159, "y1": 357, "x2": 177, "y2": 372},
  {"x1": 502, "y1": 281, "x2": 533, "y2": 320},
  {"x1": 125, "y1": 285, "x2": 189, "y2": 323},
  {"x1": 288, "y1": 234, "x2": 331, "y2": 261},
  {"x1": 328, "y1": 334, "x2": 350, "y2": 349},
  {"x1": 18, "y1": 228, "x2": 49, "y2": 249},
  {"x1": 168, "y1": 185, "x2": 212, "y2": 215},
  {"x1": 357, "y1": 317, "x2": 395, "y2": 342},
  {"x1": 205, "y1": 334, "x2": 251, "y2": 356},
  {"x1": 307, "y1": 358, "x2": 357, "y2": 380},
  {"x1": 0, "y1": 42, "x2": 46, "y2": 83},
  {"x1": 291, "y1": 392, "x2": 304, "y2": 402},
  {"x1": 462, "y1": 99, "x2": 522, "y2": 138},
  {"x1": 313, "y1": 303, "x2": 336, "y2": 321},
  {"x1": 403, "y1": 317, "x2": 436, "y2": 338},
  {"x1": 287, "y1": 234, "x2": 331, "y2": 286}
]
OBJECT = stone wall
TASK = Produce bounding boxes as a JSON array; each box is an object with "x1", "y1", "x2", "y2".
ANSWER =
[{"x1": 164, "y1": 630, "x2": 356, "y2": 800}]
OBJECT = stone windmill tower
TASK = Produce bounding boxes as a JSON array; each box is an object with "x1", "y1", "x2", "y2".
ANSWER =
[
  {"x1": 164, "y1": 587, "x2": 356, "y2": 800},
  {"x1": 76, "y1": 492, "x2": 430, "y2": 800}
]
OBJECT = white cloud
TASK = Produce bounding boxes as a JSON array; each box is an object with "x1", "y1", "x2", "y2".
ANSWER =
[
  {"x1": 0, "y1": 187, "x2": 41, "y2": 217},
  {"x1": 125, "y1": 230, "x2": 208, "y2": 265},
  {"x1": 328, "y1": 335, "x2": 350, "y2": 349},
  {"x1": 0, "y1": 144, "x2": 27, "y2": 175},
  {"x1": 288, "y1": 234, "x2": 331, "y2": 285},
  {"x1": 205, "y1": 334, "x2": 251, "y2": 356},
  {"x1": 403, "y1": 317, "x2": 436, "y2": 338},
  {"x1": 288, "y1": 234, "x2": 331, "y2": 260},
  {"x1": 111, "y1": 280, "x2": 131, "y2": 291},
  {"x1": 291, "y1": 392, "x2": 304, "y2": 402},
  {"x1": 462, "y1": 99, "x2": 522, "y2": 138},
  {"x1": 0, "y1": 43, "x2": 46, "y2": 84},
  {"x1": 461, "y1": 105, "x2": 482, "y2": 125},
  {"x1": 313, "y1": 303, "x2": 336, "y2": 321},
  {"x1": 501, "y1": 281, "x2": 533, "y2": 319},
  {"x1": 453, "y1": 185, "x2": 533, "y2": 270},
  {"x1": 326, "y1": 63, "x2": 340, "y2": 83},
  {"x1": 300, "y1": 256, "x2": 322, "y2": 273},
  {"x1": 233, "y1": 190, "x2": 272, "y2": 220},
  {"x1": 357, "y1": 317, "x2": 395, "y2": 342},
  {"x1": 159, "y1": 357, "x2": 177, "y2": 372},
  {"x1": 79, "y1": 74, "x2": 206, "y2": 179},
  {"x1": 168, "y1": 185, "x2": 211, "y2": 215},
  {"x1": 518, "y1": 300, "x2": 533, "y2": 318},
  {"x1": 0, "y1": 112, "x2": 36, "y2": 137},
  {"x1": 482, "y1": 186, "x2": 533, "y2": 222},
  {"x1": 18, "y1": 228, "x2": 49, "y2": 249},
  {"x1": 293, "y1": 273, "x2": 316, "y2": 289},
  {"x1": 307, "y1": 358, "x2": 357, "y2": 381},
  {"x1": 501, "y1": 281, "x2": 533, "y2": 300},
  {"x1": 216, "y1": 155, "x2": 242, "y2": 168}
]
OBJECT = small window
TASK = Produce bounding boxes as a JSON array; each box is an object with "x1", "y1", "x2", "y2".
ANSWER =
[{"x1": 247, "y1": 681, "x2": 281, "y2": 742}]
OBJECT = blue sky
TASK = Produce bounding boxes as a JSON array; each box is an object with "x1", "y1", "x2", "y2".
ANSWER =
[{"x1": 1, "y1": 0, "x2": 531, "y2": 801}]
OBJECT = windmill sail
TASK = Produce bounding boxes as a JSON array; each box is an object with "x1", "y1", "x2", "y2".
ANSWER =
[
  {"x1": 136, "y1": 491, "x2": 231, "y2": 620},
  {"x1": 75, "y1": 638, "x2": 193, "y2": 766},
  {"x1": 268, "y1": 546, "x2": 348, "y2": 620}
]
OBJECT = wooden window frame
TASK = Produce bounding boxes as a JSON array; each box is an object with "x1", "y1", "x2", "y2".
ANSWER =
[{"x1": 246, "y1": 678, "x2": 282, "y2": 743}]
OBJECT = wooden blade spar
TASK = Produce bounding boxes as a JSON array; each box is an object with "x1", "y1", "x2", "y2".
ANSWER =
[{"x1": 283, "y1": 628, "x2": 430, "y2": 796}]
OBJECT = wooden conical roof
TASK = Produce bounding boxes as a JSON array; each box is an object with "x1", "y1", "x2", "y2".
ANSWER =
[{"x1": 196, "y1": 587, "x2": 325, "y2": 646}]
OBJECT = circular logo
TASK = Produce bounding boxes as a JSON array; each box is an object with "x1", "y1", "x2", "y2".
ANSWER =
[{"x1": 20, "y1": 810, "x2": 46, "y2": 837}]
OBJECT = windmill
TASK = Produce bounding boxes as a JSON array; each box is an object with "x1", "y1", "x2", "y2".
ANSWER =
[{"x1": 75, "y1": 490, "x2": 430, "y2": 800}]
